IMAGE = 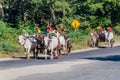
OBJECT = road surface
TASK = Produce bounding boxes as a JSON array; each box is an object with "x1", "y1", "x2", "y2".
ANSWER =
[{"x1": 0, "y1": 45, "x2": 120, "y2": 80}]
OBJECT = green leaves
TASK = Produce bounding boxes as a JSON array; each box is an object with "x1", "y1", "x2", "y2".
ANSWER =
[
  {"x1": 0, "y1": 42, "x2": 19, "y2": 52},
  {"x1": 0, "y1": 0, "x2": 120, "y2": 34},
  {"x1": 89, "y1": 3, "x2": 103, "y2": 12}
]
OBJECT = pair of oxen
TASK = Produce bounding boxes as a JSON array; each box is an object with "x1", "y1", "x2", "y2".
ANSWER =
[
  {"x1": 18, "y1": 34, "x2": 72, "y2": 60},
  {"x1": 89, "y1": 31, "x2": 114, "y2": 48}
]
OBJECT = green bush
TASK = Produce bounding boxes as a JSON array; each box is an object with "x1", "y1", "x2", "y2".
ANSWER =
[
  {"x1": 0, "y1": 21, "x2": 21, "y2": 53},
  {"x1": 69, "y1": 30, "x2": 89, "y2": 41},
  {"x1": 114, "y1": 24, "x2": 120, "y2": 35},
  {"x1": 0, "y1": 42, "x2": 19, "y2": 53}
]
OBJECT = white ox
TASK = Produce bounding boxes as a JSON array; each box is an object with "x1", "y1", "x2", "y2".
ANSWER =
[
  {"x1": 90, "y1": 32, "x2": 98, "y2": 47},
  {"x1": 44, "y1": 36, "x2": 60, "y2": 60},
  {"x1": 55, "y1": 32, "x2": 66, "y2": 54},
  {"x1": 18, "y1": 35, "x2": 37, "y2": 59},
  {"x1": 105, "y1": 32, "x2": 114, "y2": 48},
  {"x1": 58, "y1": 36, "x2": 69, "y2": 54},
  {"x1": 56, "y1": 32, "x2": 72, "y2": 55}
]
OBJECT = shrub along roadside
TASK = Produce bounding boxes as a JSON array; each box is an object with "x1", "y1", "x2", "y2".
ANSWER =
[{"x1": 0, "y1": 42, "x2": 20, "y2": 52}]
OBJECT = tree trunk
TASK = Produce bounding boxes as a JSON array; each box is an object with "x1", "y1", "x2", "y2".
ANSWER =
[
  {"x1": 0, "y1": 3, "x2": 4, "y2": 20},
  {"x1": 49, "y1": 4, "x2": 56, "y2": 23},
  {"x1": 32, "y1": 12, "x2": 35, "y2": 23},
  {"x1": 23, "y1": 12, "x2": 27, "y2": 23},
  {"x1": 62, "y1": 0, "x2": 65, "y2": 17}
]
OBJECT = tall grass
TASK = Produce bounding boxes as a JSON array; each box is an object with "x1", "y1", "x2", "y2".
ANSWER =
[
  {"x1": 0, "y1": 41, "x2": 20, "y2": 52},
  {"x1": 0, "y1": 21, "x2": 22, "y2": 54},
  {"x1": 68, "y1": 30, "x2": 90, "y2": 50}
]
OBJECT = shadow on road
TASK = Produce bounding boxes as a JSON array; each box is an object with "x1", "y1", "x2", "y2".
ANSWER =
[
  {"x1": 13, "y1": 56, "x2": 61, "y2": 60},
  {"x1": 12, "y1": 56, "x2": 48, "y2": 60},
  {"x1": 97, "y1": 46, "x2": 106, "y2": 48},
  {"x1": 12, "y1": 54, "x2": 67, "y2": 60},
  {"x1": 84, "y1": 55, "x2": 120, "y2": 62}
]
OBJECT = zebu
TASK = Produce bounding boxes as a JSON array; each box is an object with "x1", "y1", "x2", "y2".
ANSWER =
[
  {"x1": 35, "y1": 34, "x2": 45, "y2": 58},
  {"x1": 97, "y1": 30, "x2": 114, "y2": 48},
  {"x1": 55, "y1": 32, "x2": 72, "y2": 55},
  {"x1": 90, "y1": 32, "x2": 98, "y2": 47},
  {"x1": 58, "y1": 36, "x2": 66, "y2": 54},
  {"x1": 44, "y1": 36, "x2": 60, "y2": 60},
  {"x1": 18, "y1": 35, "x2": 37, "y2": 60},
  {"x1": 105, "y1": 32, "x2": 114, "y2": 48},
  {"x1": 55, "y1": 32, "x2": 66, "y2": 54}
]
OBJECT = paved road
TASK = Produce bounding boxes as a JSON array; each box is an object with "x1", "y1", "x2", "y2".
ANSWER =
[{"x1": 0, "y1": 45, "x2": 120, "y2": 80}]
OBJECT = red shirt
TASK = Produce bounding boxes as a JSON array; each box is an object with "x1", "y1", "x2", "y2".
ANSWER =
[
  {"x1": 47, "y1": 24, "x2": 53, "y2": 31},
  {"x1": 107, "y1": 27, "x2": 113, "y2": 32},
  {"x1": 57, "y1": 27, "x2": 62, "y2": 35},
  {"x1": 108, "y1": 28, "x2": 113, "y2": 32},
  {"x1": 99, "y1": 26, "x2": 103, "y2": 31}
]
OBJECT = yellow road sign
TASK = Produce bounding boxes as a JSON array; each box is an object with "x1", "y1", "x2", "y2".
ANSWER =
[{"x1": 71, "y1": 20, "x2": 80, "y2": 29}]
